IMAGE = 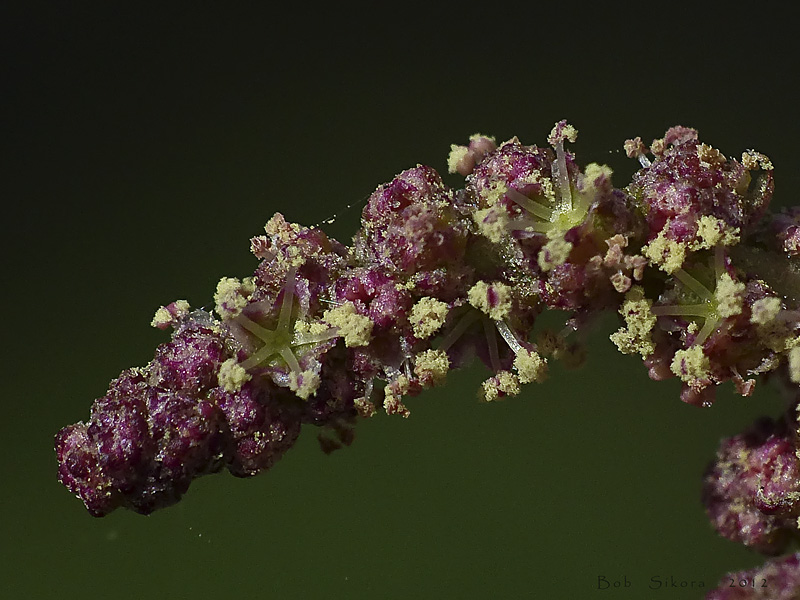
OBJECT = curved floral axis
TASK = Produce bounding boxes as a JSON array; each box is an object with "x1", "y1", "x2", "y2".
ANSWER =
[{"x1": 56, "y1": 122, "x2": 800, "y2": 597}]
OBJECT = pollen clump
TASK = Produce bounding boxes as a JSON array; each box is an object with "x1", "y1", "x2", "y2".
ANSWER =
[
  {"x1": 218, "y1": 357, "x2": 252, "y2": 393},
  {"x1": 479, "y1": 371, "x2": 521, "y2": 402},
  {"x1": 671, "y1": 346, "x2": 711, "y2": 384},
  {"x1": 384, "y1": 375, "x2": 411, "y2": 417},
  {"x1": 538, "y1": 235, "x2": 573, "y2": 272},
  {"x1": 468, "y1": 281, "x2": 512, "y2": 320},
  {"x1": 610, "y1": 286, "x2": 657, "y2": 357},
  {"x1": 473, "y1": 206, "x2": 512, "y2": 243},
  {"x1": 447, "y1": 145, "x2": 470, "y2": 175},
  {"x1": 693, "y1": 216, "x2": 740, "y2": 250},
  {"x1": 151, "y1": 299, "x2": 191, "y2": 329},
  {"x1": 751, "y1": 297, "x2": 782, "y2": 325},
  {"x1": 714, "y1": 273, "x2": 746, "y2": 318},
  {"x1": 741, "y1": 150, "x2": 773, "y2": 171},
  {"x1": 642, "y1": 229, "x2": 687, "y2": 274},
  {"x1": 214, "y1": 277, "x2": 255, "y2": 319},
  {"x1": 513, "y1": 349, "x2": 547, "y2": 384},
  {"x1": 410, "y1": 297, "x2": 449, "y2": 339},
  {"x1": 288, "y1": 370, "x2": 321, "y2": 400},
  {"x1": 414, "y1": 349, "x2": 450, "y2": 387},
  {"x1": 323, "y1": 302, "x2": 373, "y2": 347},
  {"x1": 548, "y1": 122, "x2": 578, "y2": 145},
  {"x1": 582, "y1": 163, "x2": 613, "y2": 191},
  {"x1": 294, "y1": 319, "x2": 332, "y2": 336},
  {"x1": 697, "y1": 143, "x2": 726, "y2": 168},
  {"x1": 479, "y1": 181, "x2": 509, "y2": 208}
]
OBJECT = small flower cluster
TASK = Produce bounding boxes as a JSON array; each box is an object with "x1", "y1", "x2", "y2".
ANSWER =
[{"x1": 56, "y1": 122, "x2": 800, "y2": 594}]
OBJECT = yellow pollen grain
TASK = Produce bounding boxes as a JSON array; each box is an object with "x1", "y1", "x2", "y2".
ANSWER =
[
  {"x1": 610, "y1": 286, "x2": 656, "y2": 357},
  {"x1": 742, "y1": 150, "x2": 773, "y2": 171},
  {"x1": 151, "y1": 299, "x2": 191, "y2": 329},
  {"x1": 294, "y1": 319, "x2": 332, "y2": 336},
  {"x1": 693, "y1": 216, "x2": 740, "y2": 250},
  {"x1": 582, "y1": 163, "x2": 613, "y2": 191},
  {"x1": 697, "y1": 143, "x2": 726, "y2": 168},
  {"x1": 480, "y1": 181, "x2": 508, "y2": 208}
]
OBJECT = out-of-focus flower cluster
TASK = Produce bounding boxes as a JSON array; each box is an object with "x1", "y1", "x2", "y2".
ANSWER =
[
  {"x1": 706, "y1": 553, "x2": 800, "y2": 599},
  {"x1": 57, "y1": 122, "x2": 800, "y2": 594}
]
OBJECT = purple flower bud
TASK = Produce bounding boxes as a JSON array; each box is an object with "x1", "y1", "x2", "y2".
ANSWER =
[
  {"x1": 209, "y1": 384, "x2": 299, "y2": 477},
  {"x1": 356, "y1": 165, "x2": 470, "y2": 275},
  {"x1": 150, "y1": 315, "x2": 230, "y2": 395},
  {"x1": 87, "y1": 368, "x2": 152, "y2": 493},
  {"x1": 629, "y1": 131, "x2": 773, "y2": 242},
  {"x1": 56, "y1": 423, "x2": 118, "y2": 517},
  {"x1": 56, "y1": 365, "x2": 230, "y2": 515}
]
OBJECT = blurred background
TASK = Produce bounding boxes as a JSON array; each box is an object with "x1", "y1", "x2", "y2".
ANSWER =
[{"x1": 3, "y1": 6, "x2": 798, "y2": 599}]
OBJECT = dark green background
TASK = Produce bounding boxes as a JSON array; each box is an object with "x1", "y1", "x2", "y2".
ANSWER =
[{"x1": 4, "y1": 7, "x2": 798, "y2": 599}]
